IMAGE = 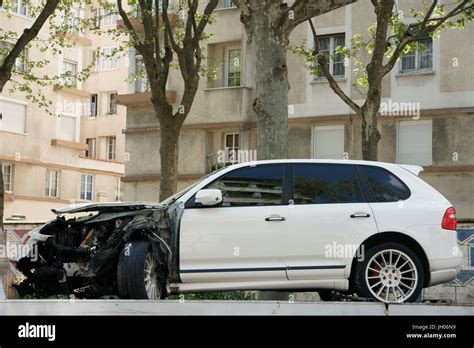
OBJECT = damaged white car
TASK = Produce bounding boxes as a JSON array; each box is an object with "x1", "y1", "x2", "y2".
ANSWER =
[{"x1": 10, "y1": 160, "x2": 463, "y2": 303}]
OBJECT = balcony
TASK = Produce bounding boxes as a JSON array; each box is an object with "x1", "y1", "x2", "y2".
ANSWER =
[
  {"x1": 116, "y1": 90, "x2": 176, "y2": 107},
  {"x1": 55, "y1": 31, "x2": 92, "y2": 46},
  {"x1": 51, "y1": 139, "x2": 87, "y2": 151},
  {"x1": 201, "y1": 86, "x2": 253, "y2": 124},
  {"x1": 53, "y1": 84, "x2": 90, "y2": 98}
]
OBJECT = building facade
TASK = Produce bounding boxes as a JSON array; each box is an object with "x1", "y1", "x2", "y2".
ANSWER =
[
  {"x1": 1, "y1": 1, "x2": 128, "y2": 222},
  {"x1": 121, "y1": 0, "x2": 474, "y2": 221}
]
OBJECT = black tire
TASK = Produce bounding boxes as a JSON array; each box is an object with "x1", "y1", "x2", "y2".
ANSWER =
[
  {"x1": 117, "y1": 240, "x2": 164, "y2": 299},
  {"x1": 353, "y1": 242, "x2": 424, "y2": 303}
]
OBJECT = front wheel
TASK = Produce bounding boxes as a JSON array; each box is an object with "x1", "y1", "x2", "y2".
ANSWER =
[
  {"x1": 353, "y1": 242, "x2": 424, "y2": 303},
  {"x1": 117, "y1": 240, "x2": 164, "y2": 299}
]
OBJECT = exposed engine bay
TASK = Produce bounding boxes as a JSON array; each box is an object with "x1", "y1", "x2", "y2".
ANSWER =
[{"x1": 11, "y1": 202, "x2": 175, "y2": 299}]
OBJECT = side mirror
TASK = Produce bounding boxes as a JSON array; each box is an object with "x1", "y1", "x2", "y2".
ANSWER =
[{"x1": 195, "y1": 189, "x2": 223, "y2": 206}]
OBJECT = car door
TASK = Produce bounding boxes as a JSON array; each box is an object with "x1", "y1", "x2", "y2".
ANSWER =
[
  {"x1": 286, "y1": 163, "x2": 379, "y2": 281},
  {"x1": 179, "y1": 163, "x2": 290, "y2": 283}
]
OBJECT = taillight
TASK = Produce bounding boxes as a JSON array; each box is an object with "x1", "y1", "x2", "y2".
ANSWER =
[{"x1": 441, "y1": 207, "x2": 457, "y2": 231}]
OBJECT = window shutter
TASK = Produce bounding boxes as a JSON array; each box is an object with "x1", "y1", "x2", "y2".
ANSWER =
[
  {"x1": 398, "y1": 120, "x2": 432, "y2": 166},
  {"x1": 60, "y1": 115, "x2": 76, "y2": 142},
  {"x1": 313, "y1": 126, "x2": 345, "y2": 159},
  {"x1": 0, "y1": 99, "x2": 26, "y2": 133}
]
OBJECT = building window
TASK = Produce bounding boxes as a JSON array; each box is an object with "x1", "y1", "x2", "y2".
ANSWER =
[
  {"x1": 0, "y1": 97, "x2": 26, "y2": 134},
  {"x1": 62, "y1": 59, "x2": 77, "y2": 86},
  {"x1": 107, "y1": 136, "x2": 116, "y2": 160},
  {"x1": 2, "y1": 164, "x2": 13, "y2": 193},
  {"x1": 224, "y1": 133, "x2": 239, "y2": 164},
  {"x1": 1, "y1": 0, "x2": 28, "y2": 16},
  {"x1": 314, "y1": 34, "x2": 345, "y2": 78},
  {"x1": 59, "y1": 114, "x2": 76, "y2": 142},
  {"x1": 312, "y1": 125, "x2": 345, "y2": 159},
  {"x1": 115, "y1": 179, "x2": 123, "y2": 202},
  {"x1": 135, "y1": 54, "x2": 150, "y2": 92},
  {"x1": 100, "y1": 4, "x2": 118, "y2": 27},
  {"x1": 14, "y1": 48, "x2": 28, "y2": 73},
  {"x1": 90, "y1": 49, "x2": 100, "y2": 73},
  {"x1": 85, "y1": 138, "x2": 96, "y2": 158},
  {"x1": 80, "y1": 174, "x2": 93, "y2": 201},
  {"x1": 107, "y1": 92, "x2": 117, "y2": 114},
  {"x1": 45, "y1": 169, "x2": 59, "y2": 198},
  {"x1": 225, "y1": 47, "x2": 241, "y2": 87},
  {"x1": 100, "y1": 47, "x2": 118, "y2": 70},
  {"x1": 65, "y1": 8, "x2": 80, "y2": 35},
  {"x1": 217, "y1": 0, "x2": 237, "y2": 9},
  {"x1": 400, "y1": 38, "x2": 433, "y2": 73},
  {"x1": 90, "y1": 94, "x2": 98, "y2": 117},
  {"x1": 398, "y1": 120, "x2": 432, "y2": 166}
]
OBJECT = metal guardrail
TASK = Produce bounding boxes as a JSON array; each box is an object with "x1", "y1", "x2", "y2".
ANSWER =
[{"x1": 0, "y1": 299, "x2": 473, "y2": 316}]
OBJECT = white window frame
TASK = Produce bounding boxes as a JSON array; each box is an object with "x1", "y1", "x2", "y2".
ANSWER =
[
  {"x1": 224, "y1": 132, "x2": 240, "y2": 164},
  {"x1": 224, "y1": 46, "x2": 242, "y2": 87},
  {"x1": 80, "y1": 174, "x2": 94, "y2": 201},
  {"x1": 90, "y1": 94, "x2": 98, "y2": 117},
  {"x1": 311, "y1": 125, "x2": 345, "y2": 159},
  {"x1": 313, "y1": 33, "x2": 346, "y2": 79},
  {"x1": 2, "y1": 163, "x2": 13, "y2": 193},
  {"x1": 62, "y1": 59, "x2": 78, "y2": 86},
  {"x1": 100, "y1": 4, "x2": 118, "y2": 27},
  {"x1": 400, "y1": 38, "x2": 433, "y2": 73},
  {"x1": 45, "y1": 169, "x2": 59, "y2": 198},
  {"x1": 100, "y1": 47, "x2": 119, "y2": 71},
  {"x1": 14, "y1": 48, "x2": 28, "y2": 73},
  {"x1": 86, "y1": 138, "x2": 96, "y2": 158},
  {"x1": 1, "y1": 0, "x2": 28, "y2": 17},
  {"x1": 107, "y1": 92, "x2": 117, "y2": 114},
  {"x1": 397, "y1": 119, "x2": 433, "y2": 166},
  {"x1": 107, "y1": 136, "x2": 116, "y2": 160}
]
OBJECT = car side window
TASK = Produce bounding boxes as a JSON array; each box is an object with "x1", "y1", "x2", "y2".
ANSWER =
[
  {"x1": 361, "y1": 166, "x2": 410, "y2": 202},
  {"x1": 205, "y1": 164, "x2": 285, "y2": 207},
  {"x1": 293, "y1": 164, "x2": 362, "y2": 204}
]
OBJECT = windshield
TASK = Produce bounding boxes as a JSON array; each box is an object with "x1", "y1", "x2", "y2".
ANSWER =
[{"x1": 161, "y1": 167, "x2": 227, "y2": 205}]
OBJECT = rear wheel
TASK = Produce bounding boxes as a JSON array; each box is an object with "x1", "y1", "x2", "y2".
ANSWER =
[
  {"x1": 117, "y1": 240, "x2": 164, "y2": 299},
  {"x1": 353, "y1": 242, "x2": 423, "y2": 303}
]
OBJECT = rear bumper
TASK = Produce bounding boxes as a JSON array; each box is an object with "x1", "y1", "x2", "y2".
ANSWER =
[{"x1": 428, "y1": 256, "x2": 463, "y2": 286}]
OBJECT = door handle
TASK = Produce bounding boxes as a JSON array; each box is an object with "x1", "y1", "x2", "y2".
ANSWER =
[
  {"x1": 350, "y1": 212, "x2": 371, "y2": 218},
  {"x1": 265, "y1": 215, "x2": 286, "y2": 222}
]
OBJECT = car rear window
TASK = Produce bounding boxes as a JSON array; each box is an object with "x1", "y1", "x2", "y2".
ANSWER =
[
  {"x1": 292, "y1": 164, "x2": 362, "y2": 204},
  {"x1": 361, "y1": 166, "x2": 410, "y2": 202}
]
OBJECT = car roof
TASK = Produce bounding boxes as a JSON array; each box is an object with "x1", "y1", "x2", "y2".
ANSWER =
[{"x1": 223, "y1": 159, "x2": 398, "y2": 169}]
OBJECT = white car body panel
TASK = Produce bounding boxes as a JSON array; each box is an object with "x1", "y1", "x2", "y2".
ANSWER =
[{"x1": 173, "y1": 159, "x2": 463, "y2": 293}]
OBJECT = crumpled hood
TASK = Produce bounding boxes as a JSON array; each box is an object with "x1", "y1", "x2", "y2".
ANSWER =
[{"x1": 51, "y1": 201, "x2": 166, "y2": 214}]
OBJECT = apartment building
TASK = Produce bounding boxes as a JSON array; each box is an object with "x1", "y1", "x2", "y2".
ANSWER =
[
  {"x1": 121, "y1": 0, "x2": 474, "y2": 222},
  {"x1": 1, "y1": 2, "x2": 127, "y2": 222}
]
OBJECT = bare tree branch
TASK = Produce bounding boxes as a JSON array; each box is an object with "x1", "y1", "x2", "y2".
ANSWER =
[{"x1": 308, "y1": 19, "x2": 361, "y2": 115}]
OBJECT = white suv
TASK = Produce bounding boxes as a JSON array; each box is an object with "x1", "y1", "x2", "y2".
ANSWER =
[
  {"x1": 13, "y1": 159, "x2": 463, "y2": 303},
  {"x1": 174, "y1": 159, "x2": 463, "y2": 303}
]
